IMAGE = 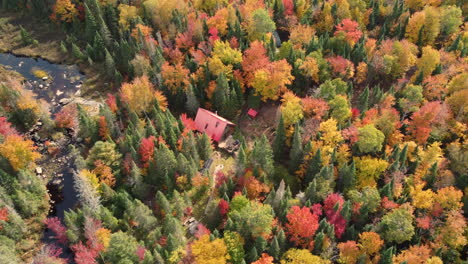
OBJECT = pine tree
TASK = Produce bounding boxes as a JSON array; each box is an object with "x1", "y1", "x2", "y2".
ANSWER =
[
  {"x1": 247, "y1": 246, "x2": 258, "y2": 263},
  {"x1": 288, "y1": 124, "x2": 303, "y2": 174},
  {"x1": 213, "y1": 73, "x2": 229, "y2": 114},
  {"x1": 277, "y1": 229, "x2": 286, "y2": 251},
  {"x1": 255, "y1": 236, "x2": 267, "y2": 253},
  {"x1": 305, "y1": 148, "x2": 322, "y2": 185},
  {"x1": 104, "y1": 48, "x2": 116, "y2": 79},
  {"x1": 337, "y1": 161, "x2": 356, "y2": 192},
  {"x1": 447, "y1": 34, "x2": 461, "y2": 52},
  {"x1": 84, "y1": 3, "x2": 98, "y2": 42},
  {"x1": 72, "y1": 43, "x2": 86, "y2": 61},
  {"x1": 197, "y1": 133, "x2": 213, "y2": 162},
  {"x1": 236, "y1": 145, "x2": 247, "y2": 176},
  {"x1": 93, "y1": 33, "x2": 105, "y2": 61},
  {"x1": 268, "y1": 236, "x2": 280, "y2": 260},
  {"x1": 273, "y1": 115, "x2": 286, "y2": 161},
  {"x1": 358, "y1": 86, "x2": 369, "y2": 113},
  {"x1": 250, "y1": 135, "x2": 274, "y2": 176}
]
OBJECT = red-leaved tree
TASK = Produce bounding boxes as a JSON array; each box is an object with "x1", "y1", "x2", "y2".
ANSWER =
[
  {"x1": 44, "y1": 217, "x2": 68, "y2": 245},
  {"x1": 0, "y1": 117, "x2": 18, "y2": 136},
  {"x1": 285, "y1": 206, "x2": 320, "y2": 250},
  {"x1": 335, "y1": 19, "x2": 363, "y2": 45},
  {"x1": 138, "y1": 136, "x2": 156, "y2": 168},
  {"x1": 323, "y1": 193, "x2": 347, "y2": 238}
]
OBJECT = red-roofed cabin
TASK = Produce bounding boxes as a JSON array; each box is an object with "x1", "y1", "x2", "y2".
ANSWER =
[
  {"x1": 247, "y1": 108, "x2": 258, "y2": 118},
  {"x1": 194, "y1": 108, "x2": 235, "y2": 142}
]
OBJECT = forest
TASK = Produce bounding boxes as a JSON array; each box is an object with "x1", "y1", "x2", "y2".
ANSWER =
[{"x1": 0, "y1": 0, "x2": 467, "y2": 263}]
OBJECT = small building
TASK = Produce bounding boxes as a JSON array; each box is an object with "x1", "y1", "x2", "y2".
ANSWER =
[{"x1": 194, "y1": 108, "x2": 235, "y2": 142}]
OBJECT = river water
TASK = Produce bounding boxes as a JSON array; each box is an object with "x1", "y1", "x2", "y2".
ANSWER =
[
  {"x1": 0, "y1": 53, "x2": 83, "y2": 258},
  {"x1": 0, "y1": 53, "x2": 85, "y2": 113}
]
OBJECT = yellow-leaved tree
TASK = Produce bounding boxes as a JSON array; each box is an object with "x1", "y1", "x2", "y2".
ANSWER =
[
  {"x1": 0, "y1": 135, "x2": 40, "y2": 171},
  {"x1": 281, "y1": 92, "x2": 304, "y2": 127},
  {"x1": 120, "y1": 75, "x2": 167, "y2": 113},
  {"x1": 354, "y1": 156, "x2": 388, "y2": 188},
  {"x1": 191, "y1": 234, "x2": 229, "y2": 264},
  {"x1": 280, "y1": 249, "x2": 330, "y2": 264}
]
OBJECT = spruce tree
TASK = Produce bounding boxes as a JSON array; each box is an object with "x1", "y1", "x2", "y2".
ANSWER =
[
  {"x1": 255, "y1": 236, "x2": 267, "y2": 254},
  {"x1": 247, "y1": 247, "x2": 258, "y2": 263},
  {"x1": 212, "y1": 73, "x2": 230, "y2": 116},
  {"x1": 379, "y1": 247, "x2": 394, "y2": 264},
  {"x1": 72, "y1": 43, "x2": 86, "y2": 61},
  {"x1": 268, "y1": 236, "x2": 280, "y2": 260},
  {"x1": 305, "y1": 148, "x2": 322, "y2": 185},
  {"x1": 84, "y1": 3, "x2": 98, "y2": 42},
  {"x1": 273, "y1": 115, "x2": 286, "y2": 161},
  {"x1": 197, "y1": 133, "x2": 213, "y2": 162},
  {"x1": 358, "y1": 86, "x2": 369, "y2": 113},
  {"x1": 104, "y1": 48, "x2": 116, "y2": 79},
  {"x1": 250, "y1": 135, "x2": 274, "y2": 176},
  {"x1": 236, "y1": 145, "x2": 247, "y2": 176},
  {"x1": 288, "y1": 124, "x2": 303, "y2": 174},
  {"x1": 337, "y1": 161, "x2": 356, "y2": 193}
]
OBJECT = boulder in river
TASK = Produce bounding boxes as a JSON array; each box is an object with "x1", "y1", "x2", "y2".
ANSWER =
[
  {"x1": 42, "y1": 76, "x2": 48, "y2": 81},
  {"x1": 59, "y1": 98, "x2": 72, "y2": 105},
  {"x1": 56, "y1": 90, "x2": 64, "y2": 96}
]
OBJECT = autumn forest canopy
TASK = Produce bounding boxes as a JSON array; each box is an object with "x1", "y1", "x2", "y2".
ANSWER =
[{"x1": 0, "y1": 0, "x2": 467, "y2": 263}]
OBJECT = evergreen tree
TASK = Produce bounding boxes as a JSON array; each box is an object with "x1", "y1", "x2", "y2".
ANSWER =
[
  {"x1": 250, "y1": 135, "x2": 274, "y2": 176},
  {"x1": 288, "y1": 124, "x2": 303, "y2": 174},
  {"x1": 213, "y1": 73, "x2": 229, "y2": 114},
  {"x1": 273, "y1": 115, "x2": 286, "y2": 161},
  {"x1": 305, "y1": 148, "x2": 322, "y2": 185},
  {"x1": 197, "y1": 133, "x2": 213, "y2": 162},
  {"x1": 255, "y1": 236, "x2": 267, "y2": 253},
  {"x1": 236, "y1": 145, "x2": 247, "y2": 176},
  {"x1": 104, "y1": 48, "x2": 116, "y2": 79},
  {"x1": 379, "y1": 247, "x2": 394, "y2": 264},
  {"x1": 358, "y1": 86, "x2": 369, "y2": 113},
  {"x1": 84, "y1": 3, "x2": 98, "y2": 42},
  {"x1": 72, "y1": 43, "x2": 86, "y2": 61},
  {"x1": 268, "y1": 236, "x2": 280, "y2": 260},
  {"x1": 247, "y1": 246, "x2": 258, "y2": 263},
  {"x1": 337, "y1": 161, "x2": 356, "y2": 192}
]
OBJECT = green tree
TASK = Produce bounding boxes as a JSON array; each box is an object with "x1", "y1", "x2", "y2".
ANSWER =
[
  {"x1": 247, "y1": 9, "x2": 276, "y2": 41},
  {"x1": 250, "y1": 135, "x2": 274, "y2": 176},
  {"x1": 318, "y1": 78, "x2": 348, "y2": 101},
  {"x1": 440, "y1": 6, "x2": 463, "y2": 35},
  {"x1": 228, "y1": 197, "x2": 274, "y2": 240},
  {"x1": 197, "y1": 133, "x2": 213, "y2": 162},
  {"x1": 289, "y1": 124, "x2": 303, "y2": 174},
  {"x1": 379, "y1": 208, "x2": 415, "y2": 244},
  {"x1": 273, "y1": 115, "x2": 286, "y2": 161},
  {"x1": 356, "y1": 124, "x2": 385, "y2": 154},
  {"x1": 104, "y1": 231, "x2": 139, "y2": 263},
  {"x1": 329, "y1": 95, "x2": 351, "y2": 126},
  {"x1": 86, "y1": 141, "x2": 122, "y2": 169}
]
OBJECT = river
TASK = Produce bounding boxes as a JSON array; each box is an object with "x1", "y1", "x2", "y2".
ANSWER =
[{"x1": 0, "y1": 53, "x2": 83, "y2": 257}]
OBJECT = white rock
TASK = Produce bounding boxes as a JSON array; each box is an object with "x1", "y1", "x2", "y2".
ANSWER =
[
  {"x1": 56, "y1": 90, "x2": 64, "y2": 96},
  {"x1": 42, "y1": 76, "x2": 48, "y2": 81},
  {"x1": 39, "y1": 84, "x2": 44, "y2": 89},
  {"x1": 59, "y1": 98, "x2": 72, "y2": 105},
  {"x1": 35, "y1": 167, "x2": 43, "y2": 175}
]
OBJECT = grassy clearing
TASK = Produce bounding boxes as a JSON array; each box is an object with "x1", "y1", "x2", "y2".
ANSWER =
[
  {"x1": 0, "y1": 65, "x2": 24, "y2": 81},
  {"x1": 0, "y1": 13, "x2": 69, "y2": 63},
  {"x1": 0, "y1": 12, "x2": 108, "y2": 98}
]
